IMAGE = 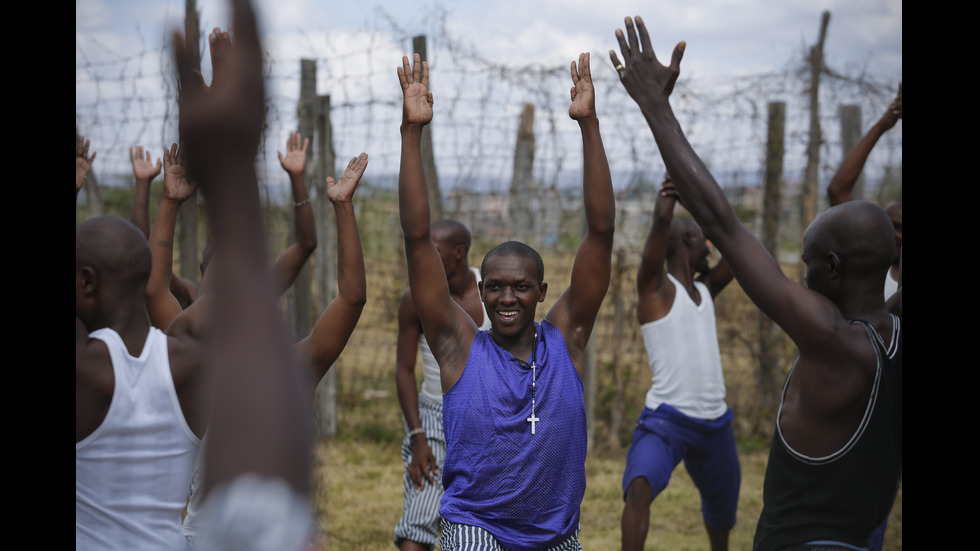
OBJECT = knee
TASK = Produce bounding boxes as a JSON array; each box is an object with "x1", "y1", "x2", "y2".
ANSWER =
[{"x1": 624, "y1": 477, "x2": 654, "y2": 510}]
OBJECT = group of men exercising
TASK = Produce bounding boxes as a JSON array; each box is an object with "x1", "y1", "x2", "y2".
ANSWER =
[{"x1": 76, "y1": 3, "x2": 901, "y2": 550}]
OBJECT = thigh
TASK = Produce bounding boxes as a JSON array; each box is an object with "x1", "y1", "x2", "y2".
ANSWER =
[
  {"x1": 622, "y1": 409, "x2": 687, "y2": 499},
  {"x1": 683, "y1": 421, "x2": 740, "y2": 529}
]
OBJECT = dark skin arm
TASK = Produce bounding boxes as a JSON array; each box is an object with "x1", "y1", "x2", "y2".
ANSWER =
[
  {"x1": 397, "y1": 53, "x2": 478, "y2": 392},
  {"x1": 272, "y1": 131, "x2": 318, "y2": 295},
  {"x1": 129, "y1": 145, "x2": 162, "y2": 238},
  {"x1": 611, "y1": 16, "x2": 878, "y2": 456},
  {"x1": 544, "y1": 52, "x2": 615, "y2": 378},
  {"x1": 827, "y1": 83, "x2": 902, "y2": 206},
  {"x1": 636, "y1": 177, "x2": 678, "y2": 324},
  {"x1": 76, "y1": 136, "x2": 96, "y2": 202},
  {"x1": 175, "y1": 0, "x2": 311, "y2": 497},
  {"x1": 610, "y1": 17, "x2": 822, "y2": 340},
  {"x1": 145, "y1": 143, "x2": 198, "y2": 331},
  {"x1": 393, "y1": 290, "x2": 439, "y2": 489},
  {"x1": 294, "y1": 153, "x2": 368, "y2": 386}
]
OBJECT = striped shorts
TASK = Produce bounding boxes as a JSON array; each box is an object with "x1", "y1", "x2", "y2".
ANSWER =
[
  {"x1": 393, "y1": 393, "x2": 446, "y2": 549},
  {"x1": 440, "y1": 519, "x2": 582, "y2": 551}
]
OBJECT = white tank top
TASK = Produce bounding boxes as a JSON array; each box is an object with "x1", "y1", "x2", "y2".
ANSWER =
[
  {"x1": 76, "y1": 327, "x2": 200, "y2": 550},
  {"x1": 420, "y1": 267, "x2": 491, "y2": 404},
  {"x1": 640, "y1": 274, "x2": 728, "y2": 420}
]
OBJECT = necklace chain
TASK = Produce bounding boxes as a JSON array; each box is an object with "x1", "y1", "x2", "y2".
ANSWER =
[{"x1": 489, "y1": 326, "x2": 540, "y2": 434}]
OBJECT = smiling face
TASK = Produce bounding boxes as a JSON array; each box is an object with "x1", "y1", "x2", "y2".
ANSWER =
[{"x1": 479, "y1": 252, "x2": 547, "y2": 340}]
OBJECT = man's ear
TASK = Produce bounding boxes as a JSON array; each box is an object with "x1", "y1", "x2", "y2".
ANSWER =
[
  {"x1": 478, "y1": 280, "x2": 485, "y2": 301},
  {"x1": 538, "y1": 282, "x2": 548, "y2": 302},
  {"x1": 80, "y1": 266, "x2": 99, "y2": 297},
  {"x1": 827, "y1": 252, "x2": 841, "y2": 280}
]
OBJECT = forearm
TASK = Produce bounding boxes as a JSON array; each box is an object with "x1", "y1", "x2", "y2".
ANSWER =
[
  {"x1": 398, "y1": 124, "x2": 432, "y2": 244},
  {"x1": 826, "y1": 120, "x2": 890, "y2": 206},
  {"x1": 395, "y1": 367, "x2": 423, "y2": 430},
  {"x1": 579, "y1": 117, "x2": 615, "y2": 238},
  {"x1": 332, "y1": 200, "x2": 367, "y2": 308},
  {"x1": 204, "y1": 156, "x2": 312, "y2": 494},
  {"x1": 130, "y1": 178, "x2": 153, "y2": 239},
  {"x1": 147, "y1": 198, "x2": 181, "y2": 297},
  {"x1": 289, "y1": 171, "x2": 317, "y2": 251},
  {"x1": 641, "y1": 104, "x2": 738, "y2": 241}
]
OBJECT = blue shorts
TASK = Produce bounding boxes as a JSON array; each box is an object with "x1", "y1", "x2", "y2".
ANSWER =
[{"x1": 622, "y1": 404, "x2": 740, "y2": 531}]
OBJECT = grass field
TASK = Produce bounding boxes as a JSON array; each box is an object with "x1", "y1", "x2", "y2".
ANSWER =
[{"x1": 311, "y1": 398, "x2": 902, "y2": 550}]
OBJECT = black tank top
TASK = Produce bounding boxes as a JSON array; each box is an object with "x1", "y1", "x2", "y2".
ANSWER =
[{"x1": 753, "y1": 316, "x2": 902, "y2": 550}]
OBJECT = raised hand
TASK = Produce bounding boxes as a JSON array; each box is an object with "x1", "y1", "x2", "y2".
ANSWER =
[
  {"x1": 879, "y1": 82, "x2": 902, "y2": 130},
  {"x1": 174, "y1": 4, "x2": 264, "y2": 184},
  {"x1": 277, "y1": 132, "x2": 309, "y2": 177},
  {"x1": 130, "y1": 145, "x2": 162, "y2": 182},
  {"x1": 655, "y1": 175, "x2": 680, "y2": 217},
  {"x1": 76, "y1": 136, "x2": 97, "y2": 192},
  {"x1": 398, "y1": 54, "x2": 433, "y2": 126},
  {"x1": 163, "y1": 143, "x2": 198, "y2": 202},
  {"x1": 609, "y1": 16, "x2": 686, "y2": 111},
  {"x1": 568, "y1": 52, "x2": 596, "y2": 121},
  {"x1": 327, "y1": 153, "x2": 368, "y2": 204},
  {"x1": 208, "y1": 27, "x2": 233, "y2": 92}
]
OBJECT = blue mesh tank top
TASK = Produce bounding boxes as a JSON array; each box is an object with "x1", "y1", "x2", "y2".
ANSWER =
[{"x1": 440, "y1": 320, "x2": 587, "y2": 551}]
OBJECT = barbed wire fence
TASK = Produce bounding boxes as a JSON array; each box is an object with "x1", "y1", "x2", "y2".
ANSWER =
[{"x1": 76, "y1": 13, "x2": 901, "y2": 445}]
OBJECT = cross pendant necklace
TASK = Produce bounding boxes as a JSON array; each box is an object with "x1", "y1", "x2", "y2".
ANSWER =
[{"x1": 526, "y1": 329, "x2": 539, "y2": 434}]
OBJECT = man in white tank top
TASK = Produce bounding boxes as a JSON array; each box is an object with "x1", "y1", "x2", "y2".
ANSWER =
[
  {"x1": 76, "y1": 213, "x2": 209, "y2": 550},
  {"x1": 394, "y1": 220, "x2": 491, "y2": 551},
  {"x1": 621, "y1": 176, "x2": 739, "y2": 551}
]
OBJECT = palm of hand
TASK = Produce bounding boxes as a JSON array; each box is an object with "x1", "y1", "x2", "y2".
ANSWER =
[
  {"x1": 280, "y1": 150, "x2": 305, "y2": 175},
  {"x1": 165, "y1": 167, "x2": 195, "y2": 201},
  {"x1": 133, "y1": 159, "x2": 160, "y2": 180},
  {"x1": 403, "y1": 83, "x2": 433, "y2": 124},
  {"x1": 569, "y1": 84, "x2": 595, "y2": 120},
  {"x1": 76, "y1": 159, "x2": 91, "y2": 190},
  {"x1": 327, "y1": 154, "x2": 368, "y2": 203}
]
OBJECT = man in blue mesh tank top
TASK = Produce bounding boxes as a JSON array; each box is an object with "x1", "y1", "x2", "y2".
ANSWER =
[{"x1": 396, "y1": 51, "x2": 615, "y2": 551}]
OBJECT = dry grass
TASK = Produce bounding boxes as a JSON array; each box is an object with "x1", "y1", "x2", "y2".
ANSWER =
[{"x1": 311, "y1": 398, "x2": 901, "y2": 550}]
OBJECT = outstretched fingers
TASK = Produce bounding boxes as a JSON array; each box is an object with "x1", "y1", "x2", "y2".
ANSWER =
[{"x1": 397, "y1": 56, "x2": 412, "y2": 90}]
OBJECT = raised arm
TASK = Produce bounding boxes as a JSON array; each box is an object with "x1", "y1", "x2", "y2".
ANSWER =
[
  {"x1": 295, "y1": 153, "x2": 368, "y2": 385},
  {"x1": 76, "y1": 136, "x2": 97, "y2": 202},
  {"x1": 174, "y1": 0, "x2": 311, "y2": 500},
  {"x1": 546, "y1": 52, "x2": 615, "y2": 368},
  {"x1": 397, "y1": 53, "x2": 476, "y2": 391},
  {"x1": 610, "y1": 16, "x2": 827, "y2": 340},
  {"x1": 827, "y1": 83, "x2": 902, "y2": 206},
  {"x1": 129, "y1": 145, "x2": 163, "y2": 238},
  {"x1": 272, "y1": 131, "x2": 317, "y2": 295},
  {"x1": 635, "y1": 176, "x2": 678, "y2": 323},
  {"x1": 699, "y1": 257, "x2": 734, "y2": 299},
  {"x1": 393, "y1": 290, "x2": 439, "y2": 489},
  {"x1": 145, "y1": 143, "x2": 197, "y2": 331}
]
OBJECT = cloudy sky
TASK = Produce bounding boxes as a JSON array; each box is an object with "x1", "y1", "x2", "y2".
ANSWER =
[
  {"x1": 77, "y1": 0, "x2": 901, "y2": 77},
  {"x1": 77, "y1": 0, "x2": 901, "y2": 189}
]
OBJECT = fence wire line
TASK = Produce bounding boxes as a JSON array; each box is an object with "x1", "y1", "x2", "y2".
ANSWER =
[
  {"x1": 77, "y1": 18, "x2": 900, "y2": 444},
  {"x1": 76, "y1": 19, "x2": 901, "y2": 199}
]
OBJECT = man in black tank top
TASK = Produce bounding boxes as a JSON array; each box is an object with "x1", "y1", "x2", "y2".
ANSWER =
[{"x1": 608, "y1": 16, "x2": 902, "y2": 550}]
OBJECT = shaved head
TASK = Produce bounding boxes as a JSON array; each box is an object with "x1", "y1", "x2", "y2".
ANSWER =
[
  {"x1": 76, "y1": 216, "x2": 152, "y2": 287},
  {"x1": 804, "y1": 201, "x2": 894, "y2": 291},
  {"x1": 432, "y1": 219, "x2": 471, "y2": 253},
  {"x1": 482, "y1": 241, "x2": 544, "y2": 284}
]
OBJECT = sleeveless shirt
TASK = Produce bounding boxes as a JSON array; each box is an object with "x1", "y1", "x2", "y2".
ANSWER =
[
  {"x1": 76, "y1": 327, "x2": 201, "y2": 550},
  {"x1": 753, "y1": 315, "x2": 902, "y2": 550},
  {"x1": 640, "y1": 273, "x2": 728, "y2": 420},
  {"x1": 440, "y1": 320, "x2": 587, "y2": 551},
  {"x1": 420, "y1": 266, "x2": 491, "y2": 404}
]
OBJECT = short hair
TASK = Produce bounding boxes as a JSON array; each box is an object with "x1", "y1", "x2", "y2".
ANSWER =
[
  {"x1": 432, "y1": 219, "x2": 471, "y2": 253},
  {"x1": 481, "y1": 241, "x2": 544, "y2": 283}
]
